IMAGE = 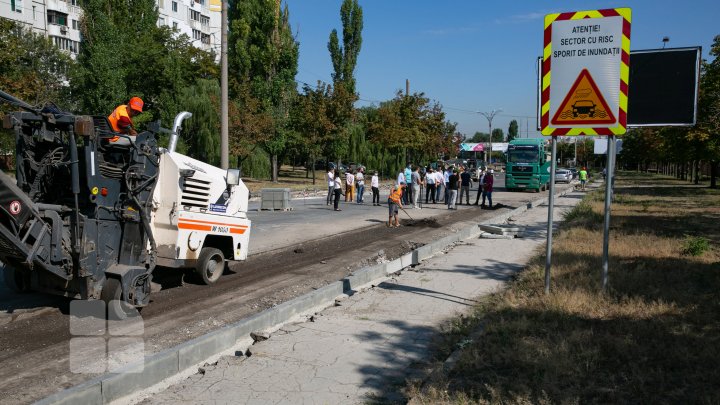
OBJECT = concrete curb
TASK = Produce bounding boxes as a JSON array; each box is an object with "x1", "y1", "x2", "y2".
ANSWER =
[{"x1": 36, "y1": 187, "x2": 573, "y2": 405}]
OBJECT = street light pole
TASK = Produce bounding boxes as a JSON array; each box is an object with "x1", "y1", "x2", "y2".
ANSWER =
[{"x1": 478, "y1": 109, "x2": 502, "y2": 167}]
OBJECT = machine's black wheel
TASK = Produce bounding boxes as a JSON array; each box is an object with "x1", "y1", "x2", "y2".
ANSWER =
[
  {"x1": 195, "y1": 247, "x2": 225, "y2": 285},
  {"x1": 2, "y1": 265, "x2": 31, "y2": 293},
  {"x1": 101, "y1": 278, "x2": 137, "y2": 320}
]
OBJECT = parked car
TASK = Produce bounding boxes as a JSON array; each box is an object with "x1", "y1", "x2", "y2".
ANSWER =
[
  {"x1": 568, "y1": 167, "x2": 578, "y2": 179},
  {"x1": 555, "y1": 169, "x2": 573, "y2": 183}
]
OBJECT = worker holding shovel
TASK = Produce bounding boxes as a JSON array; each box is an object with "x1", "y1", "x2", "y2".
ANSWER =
[{"x1": 387, "y1": 182, "x2": 406, "y2": 228}]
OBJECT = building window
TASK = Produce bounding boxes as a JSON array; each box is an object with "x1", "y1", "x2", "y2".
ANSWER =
[
  {"x1": 11, "y1": 0, "x2": 23, "y2": 13},
  {"x1": 200, "y1": 14, "x2": 209, "y2": 27},
  {"x1": 201, "y1": 33, "x2": 210, "y2": 45},
  {"x1": 158, "y1": 17, "x2": 165, "y2": 26},
  {"x1": 158, "y1": 0, "x2": 164, "y2": 9},
  {"x1": 171, "y1": 1, "x2": 177, "y2": 12},
  {"x1": 192, "y1": 29, "x2": 201, "y2": 40},
  {"x1": 172, "y1": 22, "x2": 178, "y2": 30},
  {"x1": 72, "y1": 19, "x2": 77, "y2": 30},
  {"x1": 48, "y1": 10, "x2": 69, "y2": 26},
  {"x1": 190, "y1": 10, "x2": 200, "y2": 21}
]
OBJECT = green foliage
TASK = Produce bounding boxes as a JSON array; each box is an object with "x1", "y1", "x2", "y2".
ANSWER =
[
  {"x1": 241, "y1": 147, "x2": 270, "y2": 179},
  {"x1": 470, "y1": 132, "x2": 489, "y2": 142},
  {"x1": 564, "y1": 200, "x2": 602, "y2": 224},
  {"x1": 328, "y1": 0, "x2": 363, "y2": 96},
  {"x1": 681, "y1": 236, "x2": 710, "y2": 256},
  {"x1": 491, "y1": 128, "x2": 504, "y2": 142},
  {"x1": 228, "y1": 0, "x2": 299, "y2": 180},
  {"x1": 70, "y1": 0, "x2": 217, "y2": 126},
  {"x1": 0, "y1": 19, "x2": 75, "y2": 168},
  {"x1": 507, "y1": 119, "x2": 519, "y2": 142},
  {"x1": 178, "y1": 79, "x2": 221, "y2": 166},
  {"x1": 0, "y1": 19, "x2": 74, "y2": 107}
]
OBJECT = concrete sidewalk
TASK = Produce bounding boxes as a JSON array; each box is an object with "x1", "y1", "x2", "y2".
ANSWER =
[{"x1": 138, "y1": 191, "x2": 583, "y2": 405}]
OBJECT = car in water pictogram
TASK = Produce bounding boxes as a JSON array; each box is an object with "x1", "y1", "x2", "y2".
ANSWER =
[{"x1": 572, "y1": 100, "x2": 596, "y2": 117}]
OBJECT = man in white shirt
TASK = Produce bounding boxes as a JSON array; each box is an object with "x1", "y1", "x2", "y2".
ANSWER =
[
  {"x1": 425, "y1": 168, "x2": 436, "y2": 204},
  {"x1": 326, "y1": 167, "x2": 335, "y2": 206},
  {"x1": 371, "y1": 171, "x2": 380, "y2": 206},
  {"x1": 345, "y1": 170, "x2": 355, "y2": 202},
  {"x1": 397, "y1": 171, "x2": 405, "y2": 187},
  {"x1": 411, "y1": 166, "x2": 421, "y2": 209}
]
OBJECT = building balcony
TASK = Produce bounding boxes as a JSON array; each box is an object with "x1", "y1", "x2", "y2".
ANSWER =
[{"x1": 45, "y1": 0, "x2": 69, "y2": 14}]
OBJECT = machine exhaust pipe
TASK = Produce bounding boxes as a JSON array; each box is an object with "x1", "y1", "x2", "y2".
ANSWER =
[{"x1": 167, "y1": 111, "x2": 193, "y2": 153}]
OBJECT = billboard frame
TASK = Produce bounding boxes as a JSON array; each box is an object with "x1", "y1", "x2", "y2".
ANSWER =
[{"x1": 626, "y1": 46, "x2": 701, "y2": 128}]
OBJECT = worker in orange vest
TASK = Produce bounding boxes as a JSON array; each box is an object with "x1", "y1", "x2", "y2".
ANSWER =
[
  {"x1": 107, "y1": 97, "x2": 144, "y2": 145},
  {"x1": 387, "y1": 182, "x2": 405, "y2": 228}
]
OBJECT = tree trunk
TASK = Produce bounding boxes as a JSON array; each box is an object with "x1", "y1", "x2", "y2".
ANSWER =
[
  {"x1": 271, "y1": 154, "x2": 278, "y2": 182},
  {"x1": 709, "y1": 161, "x2": 717, "y2": 189},
  {"x1": 311, "y1": 154, "x2": 316, "y2": 185},
  {"x1": 694, "y1": 160, "x2": 700, "y2": 184}
]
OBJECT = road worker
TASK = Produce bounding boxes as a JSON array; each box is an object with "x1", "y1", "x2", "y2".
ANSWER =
[
  {"x1": 107, "y1": 97, "x2": 144, "y2": 145},
  {"x1": 387, "y1": 182, "x2": 405, "y2": 228}
]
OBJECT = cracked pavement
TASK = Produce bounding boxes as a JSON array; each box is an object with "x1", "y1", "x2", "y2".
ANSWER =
[{"x1": 140, "y1": 191, "x2": 582, "y2": 405}]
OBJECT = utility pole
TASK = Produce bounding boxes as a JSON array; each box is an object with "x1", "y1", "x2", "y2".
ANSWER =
[
  {"x1": 478, "y1": 109, "x2": 502, "y2": 167},
  {"x1": 220, "y1": 0, "x2": 229, "y2": 169}
]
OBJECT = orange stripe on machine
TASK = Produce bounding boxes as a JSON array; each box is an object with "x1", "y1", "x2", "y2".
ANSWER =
[{"x1": 178, "y1": 221, "x2": 247, "y2": 234}]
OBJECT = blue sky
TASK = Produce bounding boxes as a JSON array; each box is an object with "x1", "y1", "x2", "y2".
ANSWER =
[{"x1": 283, "y1": 0, "x2": 719, "y2": 138}]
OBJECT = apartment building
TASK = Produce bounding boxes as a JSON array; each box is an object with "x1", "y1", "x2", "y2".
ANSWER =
[
  {"x1": 1, "y1": 0, "x2": 220, "y2": 58},
  {"x1": 157, "y1": 0, "x2": 220, "y2": 55},
  {"x1": 1, "y1": 0, "x2": 83, "y2": 56}
]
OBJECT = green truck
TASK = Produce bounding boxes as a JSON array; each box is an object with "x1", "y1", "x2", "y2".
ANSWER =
[{"x1": 504, "y1": 138, "x2": 551, "y2": 192}]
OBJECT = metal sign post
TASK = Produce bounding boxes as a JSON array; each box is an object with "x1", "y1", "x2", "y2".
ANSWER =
[
  {"x1": 601, "y1": 135, "x2": 616, "y2": 290},
  {"x1": 544, "y1": 136, "x2": 558, "y2": 294}
]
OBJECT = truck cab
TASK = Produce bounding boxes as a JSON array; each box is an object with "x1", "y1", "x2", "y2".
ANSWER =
[{"x1": 504, "y1": 139, "x2": 551, "y2": 192}]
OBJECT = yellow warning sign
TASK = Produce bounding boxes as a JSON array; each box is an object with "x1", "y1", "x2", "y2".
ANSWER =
[{"x1": 551, "y1": 69, "x2": 616, "y2": 125}]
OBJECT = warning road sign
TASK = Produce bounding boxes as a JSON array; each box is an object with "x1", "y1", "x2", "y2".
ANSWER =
[
  {"x1": 551, "y1": 69, "x2": 616, "y2": 125},
  {"x1": 540, "y1": 8, "x2": 631, "y2": 136}
]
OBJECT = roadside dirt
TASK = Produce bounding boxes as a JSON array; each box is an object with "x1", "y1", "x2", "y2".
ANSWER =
[{"x1": 0, "y1": 204, "x2": 511, "y2": 404}]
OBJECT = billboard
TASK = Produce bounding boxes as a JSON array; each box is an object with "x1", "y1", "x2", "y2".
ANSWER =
[{"x1": 627, "y1": 47, "x2": 701, "y2": 126}]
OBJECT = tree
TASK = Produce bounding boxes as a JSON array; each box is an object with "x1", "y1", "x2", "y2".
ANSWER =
[
  {"x1": 291, "y1": 82, "x2": 336, "y2": 184},
  {"x1": 228, "y1": 0, "x2": 299, "y2": 181},
  {"x1": 696, "y1": 34, "x2": 720, "y2": 187},
  {"x1": 470, "y1": 132, "x2": 490, "y2": 142},
  {"x1": 508, "y1": 119, "x2": 519, "y2": 142},
  {"x1": 326, "y1": 0, "x2": 363, "y2": 167},
  {"x1": 492, "y1": 128, "x2": 504, "y2": 142},
  {"x1": 177, "y1": 79, "x2": 221, "y2": 166},
  {"x1": 328, "y1": 0, "x2": 363, "y2": 96},
  {"x1": 70, "y1": 0, "x2": 217, "y2": 125},
  {"x1": 0, "y1": 20, "x2": 74, "y2": 169},
  {"x1": 0, "y1": 19, "x2": 74, "y2": 107}
]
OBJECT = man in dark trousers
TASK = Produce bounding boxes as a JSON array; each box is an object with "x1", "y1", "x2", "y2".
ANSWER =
[
  {"x1": 481, "y1": 169, "x2": 494, "y2": 208},
  {"x1": 474, "y1": 168, "x2": 486, "y2": 205},
  {"x1": 459, "y1": 167, "x2": 473, "y2": 205}
]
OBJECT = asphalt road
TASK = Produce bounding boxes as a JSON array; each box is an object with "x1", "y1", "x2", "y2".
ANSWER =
[{"x1": 0, "y1": 174, "x2": 572, "y2": 404}]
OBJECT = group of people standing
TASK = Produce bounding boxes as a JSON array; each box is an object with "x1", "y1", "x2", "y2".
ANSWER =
[
  {"x1": 325, "y1": 163, "x2": 496, "y2": 229},
  {"x1": 326, "y1": 167, "x2": 381, "y2": 211},
  {"x1": 404, "y1": 164, "x2": 494, "y2": 210}
]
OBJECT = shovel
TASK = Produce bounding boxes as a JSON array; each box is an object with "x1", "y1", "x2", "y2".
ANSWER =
[{"x1": 399, "y1": 206, "x2": 417, "y2": 225}]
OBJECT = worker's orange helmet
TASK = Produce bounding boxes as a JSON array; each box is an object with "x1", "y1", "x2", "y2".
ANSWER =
[{"x1": 128, "y1": 97, "x2": 144, "y2": 113}]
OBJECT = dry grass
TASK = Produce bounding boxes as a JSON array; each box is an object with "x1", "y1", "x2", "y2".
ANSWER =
[{"x1": 410, "y1": 172, "x2": 720, "y2": 404}]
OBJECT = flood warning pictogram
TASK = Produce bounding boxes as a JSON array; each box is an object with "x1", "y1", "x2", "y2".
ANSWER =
[{"x1": 551, "y1": 69, "x2": 617, "y2": 125}]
